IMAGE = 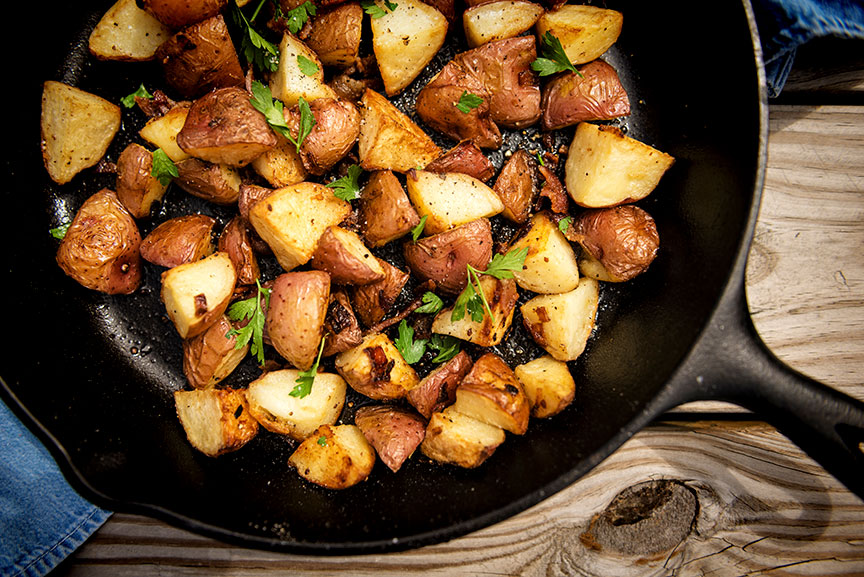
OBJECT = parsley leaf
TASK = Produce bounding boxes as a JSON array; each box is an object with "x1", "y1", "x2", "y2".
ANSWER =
[
  {"x1": 361, "y1": 0, "x2": 397, "y2": 18},
  {"x1": 292, "y1": 336, "x2": 326, "y2": 398},
  {"x1": 415, "y1": 291, "x2": 443, "y2": 314},
  {"x1": 233, "y1": 1, "x2": 280, "y2": 73},
  {"x1": 297, "y1": 54, "x2": 319, "y2": 76},
  {"x1": 455, "y1": 91, "x2": 483, "y2": 114},
  {"x1": 485, "y1": 246, "x2": 529, "y2": 279},
  {"x1": 429, "y1": 334, "x2": 461, "y2": 363},
  {"x1": 249, "y1": 81, "x2": 316, "y2": 152},
  {"x1": 558, "y1": 216, "x2": 572, "y2": 233},
  {"x1": 317, "y1": 435, "x2": 328, "y2": 446},
  {"x1": 151, "y1": 148, "x2": 178, "y2": 185},
  {"x1": 293, "y1": 96, "x2": 317, "y2": 152},
  {"x1": 451, "y1": 247, "x2": 528, "y2": 323},
  {"x1": 326, "y1": 164, "x2": 363, "y2": 200},
  {"x1": 226, "y1": 279, "x2": 272, "y2": 365},
  {"x1": 535, "y1": 151, "x2": 545, "y2": 166},
  {"x1": 49, "y1": 223, "x2": 71, "y2": 240},
  {"x1": 394, "y1": 319, "x2": 427, "y2": 364},
  {"x1": 283, "y1": 0, "x2": 316, "y2": 34},
  {"x1": 121, "y1": 83, "x2": 152, "y2": 108},
  {"x1": 531, "y1": 31, "x2": 582, "y2": 77},
  {"x1": 411, "y1": 215, "x2": 427, "y2": 241}
]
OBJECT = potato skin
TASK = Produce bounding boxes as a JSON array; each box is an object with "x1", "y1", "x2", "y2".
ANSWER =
[
  {"x1": 290, "y1": 98, "x2": 361, "y2": 176},
  {"x1": 351, "y1": 260, "x2": 410, "y2": 327},
  {"x1": 358, "y1": 170, "x2": 420, "y2": 248},
  {"x1": 493, "y1": 149, "x2": 538, "y2": 224},
  {"x1": 142, "y1": 0, "x2": 228, "y2": 28},
  {"x1": 322, "y1": 290, "x2": 363, "y2": 357},
  {"x1": 56, "y1": 189, "x2": 142, "y2": 295},
  {"x1": 182, "y1": 315, "x2": 247, "y2": 389},
  {"x1": 406, "y1": 350, "x2": 473, "y2": 419},
  {"x1": 403, "y1": 218, "x2": 493, "y2": 294},
  {"x1": 140, "y1": 214, "x2": 216, "y2": 268},
  {"x1": 354, "y1": 405, "x2": 426, "y2": 472},
  {"x1": 311, "y1": 226, "x2": 385, "y2": 285},
  {"x1": 541, "y1": 60, "x2": 630, "y2": 131},
  {"x1": 174, "y1": 158, "x2": 241, "y2": 205},
  {"x1": 115, "y1": 143, "x2": 168, "y2": 219},
  {"x1": 425, "y1": 140, "x2": 496, "y2": 183},
  {"x1": 302, "y1": 2, "x2": 363, "y2": 68},
  {"x1": 217, "y1": 216, "x2": 260, "y2": 286},
  {"x1": 266, "y1": 271, "x2": 331, "y2": 371}
]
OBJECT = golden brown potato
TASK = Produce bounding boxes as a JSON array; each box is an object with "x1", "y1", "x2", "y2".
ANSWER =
[
  {"x1": 541, "y1": 60, "x2": 630, "y2": 131},
  {"x1": 302, "y1": 2, "x2": 363, "y2": 68},
  {"x1": 403, "y1": 218, "x2": 493, "y2": 294},
  {"x1": 452, "y1": 352, "x2": 529, "y2": 434},
  {"x1": 493, "y1": 149, "x2": 538, "y2": 224},
  {"x1": 421, "y1": 406, "x2": 505, "y2": 468},
  {"x1": 161, "y1": 251, "x2": 237, "y2": 339},
  {"x1": 520, "y1": 277, "x2": 599, "y2": 362},
  {"x1": 405, "y1": 170, "x2": 504, "y2": 235},
  {"x1": 322, "y1": 290, "x2": 363, "y2": 357},
  {"x1": 507, "y1": 211, "x2": 581, "y2": 294},
  {"x1": 174, "y1": 157, "x2": 242, "y2": 205},
  {"x1": 334, "y1": 332, "x2": 420, "y2": 400},
  {"x1": 138, "y1": 102, "x2": 191, "y2": 162},
  {"x1": 269, "y1": 33, "x2": 338, "y2": 107},
  {"x1": 431, "y1": 276, "x2": 519, "y2": 347},
  {"x1": 265, "y1": 271, "x2": 330, "y2": 371},
  {"x1": 310, "y1": 226, "x2": 386, "y2": 285},
  {"x1": 182, "y1": 315, "x2": 249, "y2": 389},
  {"x1": 406, "y1": 350, "x2": 473, "y2": 419},
  {"x1": 354, "y1": 405, "x2": 426, "y2": 473},
  {"x1": 288, "y1": 424, "x2": 376, "y2": 489},
  {"x1": 250, "y1": 134, "x2": 307, "y2": 188},
  {"x1": 89, "y1": 0, "x2": 172, "y2": 61},
  {"x1": 177, "y1": 86, "x2": 277, "y2": 167},
  {"x1": 155, "y1": 14, "x2": 244, "y2": 100},
  {"x1": 350, "y1": 259, "x2": 410, "y2": 327},
  {"x1": 217, "y1": 216, "x2": 260, "y2": 286},
  {"x1": 174, "y1": 388, "x2": 259, "y2": 457},
  {"x1": 115, "y1": 143, "x2": 170, "y2": 219},
  {"x1": 424, "y1": 140, "x2": 496, "y2": 183},
  {"x1": 358, "y1": 170, "x2": 420, "y2": 247},
  {"x1": 514, "y1": 354, "x2": 575, "y2": 418},
  {"x1": 288, "y1": 98, "x2": 361, "y2": 176},
  {"x1": 462, "y1": 0, "x2": 544, "y2": 47},
  {"x1": 567, "y1": 205, "x2": 660, "y2": 282},
  {"x1": 535, "y1": 5, "x2": 623, "y2": 65},
  {"x1": 41, "y1": 81, "x2": 121, "y2": 185},
  {"x1": 139, "y1": 214, "x2": 216, "y2": 268}
]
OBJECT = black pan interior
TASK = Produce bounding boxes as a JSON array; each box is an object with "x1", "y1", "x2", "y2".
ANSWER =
[{"x1": 1, "y1": 0, "x2": 763, "y2": 553}]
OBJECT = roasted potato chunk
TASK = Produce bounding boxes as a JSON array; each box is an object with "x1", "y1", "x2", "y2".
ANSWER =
[
  {"x1": 424, "y1": 140, "x2": 496, "y2": 183},
  {"x1": 140, "y1": 215, "x2": 216, "y2": 268},
  {"x1": 541, "y1": 60, "x2": 630, "y2": 131},
  {"x1": 290, "y1": 98, "x2": 361, "y2": 175},
  {"x1": 355, "y1": 405, "x2": 426, "y2": 473},
  {"x1": 269, "y1": 33, "x2": 338, "y2": 107},
  {"x1": 142, "y1": 0, "x2": 228, "y2": 29},
  {"x1": 161, "y1": 251, "x2": 237, "y2": 339},
  {"x1": 407, "y1": 350, "x2": 473, "y2": 419},
  {"x1": 266, "y1": 271, "x2": 330, "y2": 371},
  {"x1": 139, "y1": 102, "x2": 191, "y2": 162},
  {"x1": 41, "y1": 81, "x2": 121, "y2": 185},
  {"x1": 514, "y1": 354, "x2": 575, "y2": 418},
  {"x1": 302, "y1": 2, "x2": 363, "y2": 68},
  {"x1": 452, "y1": 352, "x2": 529, "y2": 435},
  {"x1": 56, "y1": 189, "x2": 142, "y2": 295},
  {"x1": 535, "y1": 5, "x2": 623, "y2": 65},
  {"x1": 405, "y1": 170, "x2": 504, "y2": 235},
  {"x1": 246, "y1": 369, "x2": 347, "y2": 441},
  {"x1": 334, "y1": 332, "x2": 420, "y2": 400},
  {"x1": 311, "y1": 226, "x2": 386, "y2": 285},
  {"x1": 217, "y1": 217, "x2": 260, "y2": 286},
  {"x1": 250, "y1": 134, "x2": 307, "y2": 188},
  {"x1": 520, "y1": 277, "x2": 599, "y2": 362},
  {"x1": 421, "y1": 406, "x2": 505, "y2": 469},
  {"x1": 174, "y1": 388, "x2": 258, "y2": 457},
  {"x1": 507, "y1": 211, "x2": 581, "y2": 294},
  {"x1": 288, "y1": 424, "x2": 376, "y2": 489},
  {"x1": 431, "y1": 276, "x2": 519, "y2": 347},
  {"x1": 358, "y1": 170, "x2": 421, "y2": 247},
  {"x1": 89, "y1": 0, "x2": 172, "y2": 61},
  {"x1": 182, "y1": 315, "x2": 249, "y2": 389},
  {"x1": 493, "y1": 149, "x2": 538, "y2": 224},
  {"x1": 403, "y1": 218, "x2": 493, "y2": 294},
  {"x1": 115, "y1": 143, "x2": 170, "y2": 219},
  {"x1": 174, "y1": 158, "x2": 242, "y2": 205},
  {"x1": 322, "y1": 290, "x2": 363, "y2": 357},
  {"x1": 350, "y1": 260, "x2": 410, "y2": 327},
  {"x1": 462, "y1": 0, "x2": 544, "y2": 47}
]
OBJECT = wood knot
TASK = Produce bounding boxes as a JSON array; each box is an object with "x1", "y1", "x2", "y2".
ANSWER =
[{"x1": 580, "y1": 479, "x2": 697, "y2": 557}]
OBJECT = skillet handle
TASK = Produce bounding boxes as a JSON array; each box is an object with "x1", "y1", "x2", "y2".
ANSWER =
[{"x1": 673, "y1": 282, "x2": 864, "y2": 500}]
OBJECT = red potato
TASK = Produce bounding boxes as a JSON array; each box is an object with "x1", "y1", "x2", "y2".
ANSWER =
[
  {"x1": 424, "y1": 140, "x2": 496, "y2": 182},
  {"x1": 238, "y1": 183, "x2": 275, "y2": 220},
  {"x1": 358, "y1": 170, "x2": 421, "y2": 248},
  {"x1": 182, "y1": 315, "x2": 248, "y2": 389},
  {"x1": 115, "y1": 143, "x2": 169, "y2": 219},
  {"x1": 217, "y1": 216, "x2": 260, "y2": 286},
  {"x1": 141, "y1": 0, "x2": 228, "y2": 29},
  {"x1": 174, "y1": 158, "x2": 241, "y2": 205},
  {"x1": 403, "y1": 218, "x2": 493, "y2": 294},
  {"x1": 452, "y1": 352, "x2": 530, "y2": 435},
  {"x1": 56, "y1": 189, "x2": 142, "y2": 295},
  {"x1": 406, "y1": 350, "x2": 473, "y2": 419},
  {"x1": 493, "y1": 149, "x2": 538, "y2": 224},
  {"x1": 311, "y1": 226, "x2": 386, "y2": 285},
  {"x1": 541, "y1": 60, "x2": 630, "y2": 131},
  {"x1": 287, "y1": 98, "x2": 361, "y2": 176},
  {"x1": 140, "y1": 214, "x2": 216, "y2": 268},
  {"x1": 322, "y1": 290, "x2": 363, "y2": 357},
  {"x1": 265, "y1": 271, "x2": 331, "y2": 371},
  {"x1": 161, "y1": 251, "x2": 237, "y2": 339},
  {"x1": 301, "y1": 2, "x2": 363, "y2": 68},
  {"x1": 354, "y1": 405, "x2": 426, "y2": 473},
  {"x1": 350, "y1": 260, "x2": 410, "y2": 327}
]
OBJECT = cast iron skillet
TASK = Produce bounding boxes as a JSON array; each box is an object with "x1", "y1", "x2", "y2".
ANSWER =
[{"x1": 2, "y1": 0, "x2": 862, "y2": 554}]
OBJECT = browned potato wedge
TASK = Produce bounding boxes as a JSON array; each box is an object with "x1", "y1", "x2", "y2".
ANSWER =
[
  {"x1": 369, "y1": 0, "x2": 448, "y2": 96},
  {"x1": 289, "y1": 98, "x2": 361, "y2": 175},
  {"x1": 564, "y1": 123, "x2": 675, "y2": 208},
  {"x1": 431, "y1": 276, "x2": 518, "y2": 347},
  {"x1": 238, "y1": 183, "x2": 275, "y2": 220},
  {"x1": 463, "y1": 0, "x2": 544, "y2": 47},
  {"x1": 322, "y1": 290, "x2": 363, "y2": 357},
  {"x1": 507, "y1": 211, "x2": 580, "y2": 294},
  {"x1": 141, "y1": 0, "x2": 228, "y2": 28},
  {"x1": 269, "y1": 33, "x2": 338, "y2": 107},
  {"x1": 520, "y1": 277, "x2": 599, "y2": 362},
  {"x1": 424, "y1": 140, "x2": 496, "y2": 183},
  {"x1": 421, "y1": 406, "x2": 505, "y2": 468},
  {"x1": 140, "y1": 214, "x2": 216, "y2": 268},
  {"x1": 246, "y1": 369, "x2": 347, "y2": 441},
  {"x1": 161, "y1": 251, "x2": 237, "y2": 339},
  {"x1": 89, "y1": 0, "x2": 172, "y2": 61},
  {"x1": 41, "y1": 81, "x2": 121, "y2": 185},
  {"x1": 535, "y1": 5, "x2": 623, "y2": 65},
  {"x1": 115, "y1": 143, "x2": 170, "y2": 219},
  {"x1": 182, "y1": 315, "x2": 249, "y2": 389},
  {"x1": 217, "y1": 216, "x2": 260, "y2": 286},
  {"x1": 334, "y1": 332, "x2": 420, "y2": 400},
  {"x1": 452, "y1": 352, "x2": 529, "y2": 434},
  {"x1": 403, "y1": 218, "x2": 493, "y2": 294},
  {"x1": 174, "y1": 158, "x2": 242, "y2": 205},
  {"x1": 177, "y1": 86, "x2": 277, "y2": 167},
  {"x1": 250, "y1": 134, "x2": 307, "y2": 188},
  {"x1": 248, "y1": 181, "x2": 352, "y2": 271},
  {"x1": 405, "y1": 170, "x2": 504, "y2": 235},
  {"x1": 493, "y1": 149, "x2": 538, "y2": 224},
  {"x1": 568, "y1": 205, "x2": 660, "y2": 282},
  {"x1": 139, "y1": 102, "x2": 191, "y2": 162},
  {"x1": 266, "y1": 271, "x2": 330, "y2": 371},
  {"x1": 358, "y1": 88, "x2": 442, "y2": 173},
  {"x1": 174, "y1": 388, "x2": 258, "y2": 457},
  {"x1": 407, "y1": 350, "x2": 473, "y2": 419},
  {"x1": 311, "y1": 226, "x2": 386, "y2": 285},
  {"x1": 541, "y1": 60, "x2": 630, "y2": 131},
  {"x1": 358, "y1": 170, "x2": 420, "y2": 248},
  {"x1": 288, "y1": 424, "x2": 376, "y2": 489},
  {"x1": 354, "y1": 405, "x2": 426, "y2": 473},
  {"x1": 350, "y1": 259, "x2": 410, "y2": 327},
  {"x1": 155, "y1": 14, "x2": 244, "y2": 100},
  {"x1": 514, "y1": 354, "x2": 575, "y2": 418},
  {"x1": 56, "y1": 189, "x2": 142, "y2": 295},
  {"x1": 302, "y1": 2, "x2": 363, "y2": 68}
]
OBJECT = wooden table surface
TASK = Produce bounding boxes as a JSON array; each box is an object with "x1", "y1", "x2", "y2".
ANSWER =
[{"x1": 54, "y1": 41, "x2": 864, "y2": 576}]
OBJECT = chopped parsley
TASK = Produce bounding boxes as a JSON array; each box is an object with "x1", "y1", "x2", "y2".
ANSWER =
[
  {"x1": 249, "y1": 81, "x2": 316, "y2": 152},
  {"x1": 451, "y1": 247, "x2": 529, "y2": 323},
  {"x1": 150, "y1": 148, "x2": 178, "y2": 185},
  {"x1": 226, "y1": 279, "x2": 272, "y2": 365},
  {"x1": 49, "y1": 223, "x2": 71, "y2": 240},
  {"x1": 411, "y1": 215, "x2": 427, "y2": 241},
  {"x1": 394, "y1": 319, "x2": 427, "y2": 364},
  {"x1": 558, "y1": 216, "x2": 572, "y2": 233},
  {"x1": 282, "y1": 0, "x2": 316, "y2": 34},
  {"x1": 233, "y1": 0, "x2": 280, "y2": 73},
  {"x1": 429, "y1": 334, "x2": 461, "y2": 363},
  {"x1": 297, "y1": 54, "x2": 319, "y2": 77},
  {"x1": 531, "y1": 31, "x2": 582, "y2": 78},
  {"x1": 361, "y1": 0, "x2": 397, "y2": 18},
  {"x1": 326, "y1": 164, "x2": 363, "y2": 200},
  {"x1": 291, "y1": 336, "x2": 326, "y2": 398},
  {"x1": 121, "y1": 83, "x2": 152, "y2": 108},
  {"x1": 455, "y1": 91, "x2": 483, "y2": 114},
  {"x1": 415, "y1": 291, "x2": 443, "y2": 314},
  {"x1": 317, "y1": 435, "x2": 328, "y2": 446}
]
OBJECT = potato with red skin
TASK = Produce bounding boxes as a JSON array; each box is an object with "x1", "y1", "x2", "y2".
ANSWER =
[
  {"x1": 424, "y1": 140, "x2": 496, "y2": 182},
  {"x1": 238, "y1": 183, "x2": 275, "y2": 220},
  {"x1": 155, "y1": 14, "x2": 243, "y2": 100},
  {"x1": 177, "y1": 86, "x2": 277, "y2": 167},
  {"x1": 493, "y1": 149, "x2": 538, "y2": 224},
  {"x1": 407, "y1": 350, "x2": 473, "y2": 419},
  {"x1": 311, "y1": 226, "x2": 386, "y2": 285},
  {"x1": 265, "y1": 271, "x2": 331, "y2": 371},
  {"x1": 452, "y1": 352, "x2": 530, "y2": 435},
  {"x1": 566, "y1": 205, "x2": 660, "y2": 282},
  {"x1": 174, "y1": 157, "x2": 241, "y2": 205},
  {"x1": 182, "y1": 315, "x2": 249, "y2": 389},
  {"x1": 56, "y1": 189, "x2": 142, "y2": 295},
  {"x1": 140, "y1": 215, "x2": 216, "y2": 268},
  {"x1": 141, "y1": 0, "x2": 228, "y2": 29},
  {"x1": 287, "y1": 98, "x2": 361, "y2": 176},
  {"x1": 322, "y1": 290, "x2": 363, "y2": 357},
  {"x1": 403, "y1": 218, "x2": 493, "y2": 294},
  {"x1": 301, "y1": 2, "x2": 363, "y2": 68},
  {"x1": 115, "y1": 143, "x2": 169, "y2": 219},
  {"x1": 354, "y1": 405, "x2": 426, "y2": 473},
  {"x1": 217, "y1": 216, "x2": 259, "y2": 286},
  {"x1": 161, "y1": 251, "x2": 237, "y2": 339},
  {"x1": 541, "y1": 60, "x2": 630, "y2": 131},
  {"x1": 334, "y1": 332, "x2": 420, "y2": 400},
  {"x1": 351, "y1": 260, "x2": 410, "y2": 327},
  {"x1": 358, "y1": 170, "x2": 420, "y2": 248}
]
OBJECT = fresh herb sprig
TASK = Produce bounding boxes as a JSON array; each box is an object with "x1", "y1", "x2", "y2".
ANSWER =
[
  {"x1": 455, "y1": 91, "x2": 483, "y2": 114},
  {"x1": 361, "y1": 0, "x2": 397, "y2": 18},
  {"x1": 121, "y1": 83, "x2": 152, "y2": 108},
  {"x1": 282, "y1": 0, "x2": 317, "y2": 34},
  {"x1": 411, "y1": 215, "x2": 427, "y2": 241},
  {"x1": 291, "y1": 336, "x2": 326, "y2": 398},
  {"x1": 326, "y1": 164, "x2": 363, "y2": 200},
  {"x1": 394, "y1": 319, "x2": 427, "y2": 364},
  {"x1": 249, "y1": 81, "x2": 316, "y2": 152},
  {"x1": 558, "y1": 215, "x2": 572, "y2": 233},
  {"x1": 415, "y1": 291, "x2": 443, "y2": 314},
  {"x1": 226, "y1": 279, "x2": 272, "y2": 365},
  {"x1": 233, "y1": 0, "x2": 280, "y2": 73},
  {"x1": 531, "y1": 31, "x2": 583, "y2": 78},
  {"x1": 451, "y1": 247, "x2": 529, "y2": 323},
  {"x1": 151, "y1": 148, "x2": 178, "y2": 185},
  {"x1": 297, "y1": 54, "x2": 320, "y2": 76},
  {"x1": 429, "y1": 334, "x2": 460, "y2": 363},
  {"x1": 50, "y1": 223, "x2": 70, "y2": 240}
]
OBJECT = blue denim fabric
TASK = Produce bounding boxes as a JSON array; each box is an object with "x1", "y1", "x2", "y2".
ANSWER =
[
  {"x1": 0, "y1": 400, "x2": 110, "y2": 577},
  {"x1": 753, "y1": 0, "x2": 864, "y2": 97}
]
